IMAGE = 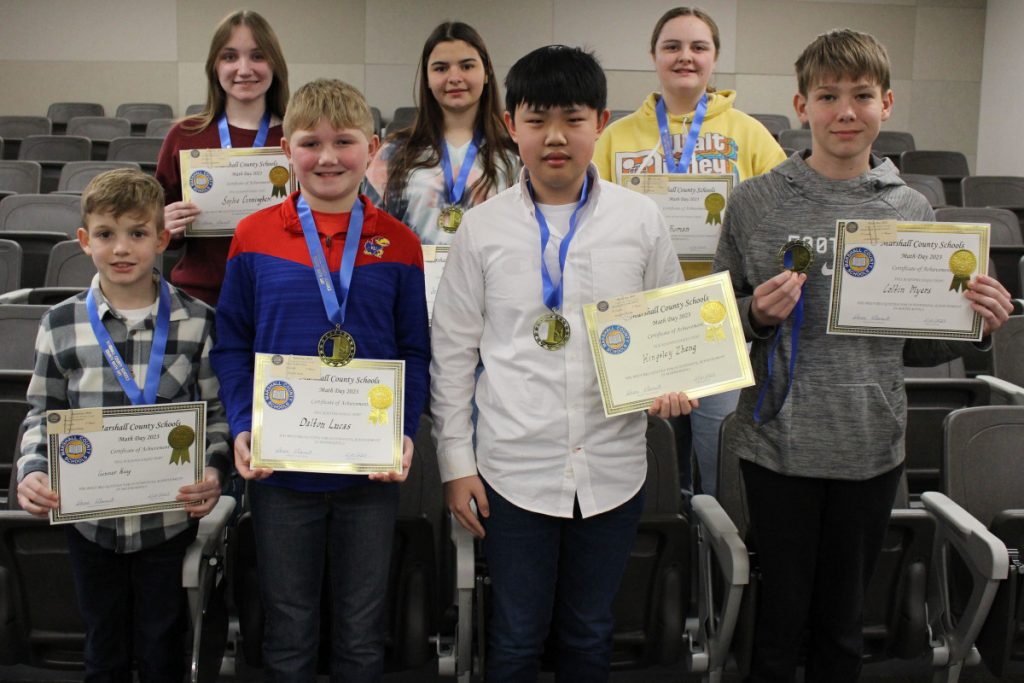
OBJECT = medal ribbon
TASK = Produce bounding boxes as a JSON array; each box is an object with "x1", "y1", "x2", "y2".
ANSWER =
[
  {"x1": 656, "y1": 93, "x2": 708, "y2": 174},
  {"x1": 529, "y1": 173, "x2": 590, "y2": 312},
  {"x1": 753, "y1": 255, "x2": 805, "y2": 425},
  {"x1": 217, "y1": 111, "x2": 271, "y2": 149},
  {"x1": 296, "y1": 194, "x2": 365, "y2": 327},
  {"x1": 440, "y1": 135, "x2": 480, "y2": 206},
  {"x1": 86, "y1": 278, "x2": 171, "y2": 406}
]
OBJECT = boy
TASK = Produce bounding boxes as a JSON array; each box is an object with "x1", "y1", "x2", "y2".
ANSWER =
[
  {"x1": 431, "y1": 46, "x2": 696, "y2": 683},
  {"x1": 713, "y1": 29, "x2": 1012, "y2": 682},
  {"x1": 211, "y1": 78, "x2": 429, "y2": 681},
  {"x1": 16, "y1": 169, "x2": 230, "y2": 682}
]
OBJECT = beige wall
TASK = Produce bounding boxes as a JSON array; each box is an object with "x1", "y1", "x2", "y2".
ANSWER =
[{"x1": 0, "y1": 0, "x2": 990, "y2": 168}]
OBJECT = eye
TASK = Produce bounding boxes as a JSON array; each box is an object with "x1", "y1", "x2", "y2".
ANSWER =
[
  {"x1": 432, "y1": 64, "x2": 448, "y2": 73},
  {"x1": 220, "y1": 52, "x2": 237, "y2": 62},
  {"x1": 251, "y1": 51, "x2": 265, "y2": 62}
]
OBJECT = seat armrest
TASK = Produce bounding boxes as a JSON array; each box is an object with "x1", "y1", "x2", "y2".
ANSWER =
[{"x1": 975, "y1": 375, "x2": 1024, "y2": 406}]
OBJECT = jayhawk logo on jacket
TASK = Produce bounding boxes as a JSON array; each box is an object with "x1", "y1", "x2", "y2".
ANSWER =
[{"x1": 363, "y1": 236, "x2": 390, "y2": 258}]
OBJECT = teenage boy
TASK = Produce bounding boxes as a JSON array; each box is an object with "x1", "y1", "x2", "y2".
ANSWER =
[
  {"x1": 212, "y1": 78, "x2": 429, "y2": 682},
  {"x1": 713, "y1": 29, "x2": 1012, "y2": 682},
  {"x1": 431, "y1": 45, "x2": 697, "y2": 683},
  {"x1": 16, "y1": 169, "x2": 230, "y2": 682}
]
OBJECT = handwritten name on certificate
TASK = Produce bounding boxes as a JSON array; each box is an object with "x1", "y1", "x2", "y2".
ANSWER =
[
  {"x1": 827, "y1": 221, "x2": 989, "y2": 341},
  {"x1": 46, "y1": 402, "x2": 206, "y2": 524},
  {"x1": 423, "y1": 245, "x2": 449, "y2": 324},
  {"x1": 621, "y1": 174, "x2": 732, "y2": 262},
  {"x1": 180, "y1": 147, "x2": 295, "y2": 237},
  {"x1": 583, "y1": 272, "x2": 754, "y2": 417},
  {"x1": 250, "y1": 354, "x2": 404, "y2": 474}
]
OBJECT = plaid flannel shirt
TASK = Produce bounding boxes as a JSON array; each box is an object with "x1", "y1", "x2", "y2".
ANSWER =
[{"x1": 18, "y1": 274, "x2": 231, "y2": 553}]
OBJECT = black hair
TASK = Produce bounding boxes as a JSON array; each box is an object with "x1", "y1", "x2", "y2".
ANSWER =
[{"x1": 504, "y1": 45, "x2": 606, "y2": 115}]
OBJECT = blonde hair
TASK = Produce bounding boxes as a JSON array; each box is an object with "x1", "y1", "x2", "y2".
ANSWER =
[
  {"x1": 81, "y1": 169, "x2": 165, "y2": 231},
  {"x1": 795, "y1": 28, "x2": 891, "y2": 96},
  {"x1": 283, "y1": 79, "x2": 374, "y2": 139},
  {"x1": 186, "y1": 10, "x2": 289, "y2": 131}
]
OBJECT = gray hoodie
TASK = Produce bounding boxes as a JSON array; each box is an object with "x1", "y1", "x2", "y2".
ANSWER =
[{"x1": 714, "y1": 153, "x2": 972, "y2": 480}]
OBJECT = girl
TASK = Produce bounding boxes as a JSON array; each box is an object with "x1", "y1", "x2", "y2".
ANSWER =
[
  {"x1": 595, "y1": 7, "x2": 786, "y2": 499},
  {"x1": 365, "y1": 21, "x2": 517, "y2": 244},
  {"x1": 155, "y1": 9, "x2": 289, "y2": 305}
]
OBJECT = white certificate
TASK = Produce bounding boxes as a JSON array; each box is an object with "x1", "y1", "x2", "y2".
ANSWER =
[
  {"x1": 423, "y1": 245, "x2": 449, "y2": 324},
  {"x1": 250, "y1": 354, "x2": 404, "y2": 474},
  {"x1": 621, "y1": 174, "x2": 732, "y2": 261},
  {"x1": 179, "y1": 147, "x2": 295, "y2": 237},
  {"x1": 827, "y1": 220, "x2": 989, "y2": 341},
  {"x1": 47, "y1": 402, "x2": 206, "y2": 524},
  {"x1": 583, "y1": 271, "x2": 754, "y2": 417}
]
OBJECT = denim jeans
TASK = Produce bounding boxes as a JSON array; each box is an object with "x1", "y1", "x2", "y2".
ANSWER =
[
  {"x1": 481, "y1": 479, "x2": 644, "y2": 683},
  {"x1": 65, "y1": 524, "x2": 196, "y2": 683},
  {"x1": 249, "y1": 481, "x2": 400, "y2": 683},
  {"x1": 689, "y1": 388, "x2": 739, "y2": 498}
]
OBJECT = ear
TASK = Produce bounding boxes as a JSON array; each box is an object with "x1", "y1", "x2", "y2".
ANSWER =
[
  {"x1": 793, "y1": 92, "x2": 809, "y2": 125},
  {"x1": 880, "y1": 89, "x2": 894, "y2": 122},
  {"x1": 280, "y1": 137, "x2": 292, "y2": 161},
  {"x1": 503, "y1": 110, "x2": 518, "y2": 143},
  {"x1": 367, "y1": 133, "x2": 380, "y2": 161},
  {"x1": 156, "y1": 227, "x2": 171, "y2": 254},
  {"x1": 76, "y1": 227, "x2": 92, "y2": 255},
  {"x1": 595, "y1": 109, "x2": 611, "y2": 137}
]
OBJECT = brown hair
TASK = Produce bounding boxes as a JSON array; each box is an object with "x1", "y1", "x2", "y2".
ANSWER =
[
  {"x1": 795, "y1": 28, "x2": 891, "y2": 96},
  {"x1": 381, "y1": 21, "x2": 516, "y2": 212},
  {"x1": 284, "y1": 79, "x2": 374, "y2": 140},
  {"x1": 650, "y1": 7, "x2": 720, "y2": 93},
  {"x1": 81, "y1": 169, "x2": 165, "y2": 231},
  {"x1": 185, "y1": 10, "x2": 289, "y2": 131}
]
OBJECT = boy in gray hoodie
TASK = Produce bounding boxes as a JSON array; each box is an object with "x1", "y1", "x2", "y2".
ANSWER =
[{"x1": 713, "y1": 29, "x2": 1012, "y2": 682}]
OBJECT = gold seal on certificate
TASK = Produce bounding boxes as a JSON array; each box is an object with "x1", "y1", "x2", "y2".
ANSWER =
[
  {"x1": 778, "y1": 239, "x2": 814, "y2": 273},
  {"x1": 437, "y1": 205, "x2": 463, "y2": 233},
  {"x1": 250, "y1": 354, "x2": 404, "y2": 474},
  {"x1": 704, "y1": 192, "x2": 725, "y2": 225},
  {"x1": 534, "y1": 311, "x2": 570, "y2": 350},
  {"x1": 167, "y1": 425, "x2": 195, "y2": 465},
  {"x1": 948, "y1": 249, "x2": 976, "y2": 292},
  {"x1": 583, "y1": 272, "x2": 754, "y2": 417},
  {"x1": 318, "y1": 327, "x2": 356, "y2": 366},
  {"x1": 269, "y1": 165, "x2": 290, "y2": 198}
]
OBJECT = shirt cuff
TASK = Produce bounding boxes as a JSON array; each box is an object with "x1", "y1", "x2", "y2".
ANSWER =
[{"x1": 437, "y1": 444, "x2": 478, "y2": 483}]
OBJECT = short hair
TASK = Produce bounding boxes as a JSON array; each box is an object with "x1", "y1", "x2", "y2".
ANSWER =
[
  {"x1": 505, "y1": 45, "x2": 606, "y2": 115},
  {"x1": 81, "y1": 169, "x2": 164, "y2": 231},
  {"x1": 283, "y1": 78, "x2": 374, "y2": 140},
  {"x1": 650, "y1": 7, "x2": 721, "y2": 57},
  {"x1": 795, "y1": 29, "x2": 891, "y2": 96}
]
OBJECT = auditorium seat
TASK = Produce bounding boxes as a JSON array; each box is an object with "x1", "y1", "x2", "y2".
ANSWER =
[
  {"x1": 936, "y1": 206, "x2": 1024, "y2": 299},
  {"x1": 0, "y1": 240, "x2": 21, "y2": 295},
  {"x1": 901, "y1": 173, "x2": 946, "y2": 208},
  {"x1": 185, "y1": 103, "x2": 205, "y2": 116},
  {"x1": 989, "y1": 316, "x2": 1024, "y2": 390},
  {"x1": 369, "y1": 107, "x2": 383, "y2": 138},
  {"x1": 17, "y1": 136, "x2": 91, "y2": 193},
  {"x1": 145, "y1": 118, "x2": 175, "y2": 139},
  {"x1": 901, "y1": 151, "x2": 970, "y2": 206},
  {"x1": 46, "y1": 102, "x2": 104, "y2": 135},
  {"x1": 0, "y1": 117, "x2": 51, "y2": 160},
  {"x1": 961, "y1": 176, "x2": 1024, "y2": 211},
  {"x1": 873, "y1": 131, "x2": 916, "y2": 169},
  {"x1": 42, "y1": 239, "x2": 94, "y2": 288},
  {"x1": 57, "y1": 160, "x2": 141, "y2": 194},
  {"x1": 749, "y1": 113, "x2": 790, "y2": 139},
  {"x1": 388, "y1": 107, "x2": 418, "y2": 135},
  {"x1": 0, "y1": 305, "x2": 48, "y2": 370},
  {"x1": 0, "y1": 161, "x2": 42, "y2": 196},
  {"x1": 778, "y1": 129, "x2": 811, "y2": 154},
  {"x1": 0, "y1": 194, "x2": 81, "y2": 289},
  {"x1": 608, "y1": 110, "x2": 632, "y2": 124},
  {"x1": 106, "y1": 137, "x2": 162, "y2": 174},
  {"x1": 65, "y1": 116, "x2": 131, "y2": 161},
  {"x1": 115, "y1": 103, "x2": 173, "y2": 136}
]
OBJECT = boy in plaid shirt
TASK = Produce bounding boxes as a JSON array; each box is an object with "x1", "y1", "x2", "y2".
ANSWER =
[{"x1": 16, "y1": 169, "x2": 230, "y2": 682}]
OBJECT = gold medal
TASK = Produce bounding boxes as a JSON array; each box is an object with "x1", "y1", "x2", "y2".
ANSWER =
[
  {"x1": 437, "y1": 205, "x2": 464, "y2": 233},
  {"x1": 269, "y1": 166, "x2": 290, "y2": 198},
  {"x1": 948, "y1": 249, "x2": 977, "y2": 292},
  {"x1": 533, "y1": 311, "x2": 570, "y2": 350},
  {"x1": 778, "y1": 239, "x2": 814, "y2": 274},
  {"x1": 167, "y1": 425, "x2": 195, "y2": 465},
  {"x1": 318, "y1": 326, "x2": 356, "y2": 366}
]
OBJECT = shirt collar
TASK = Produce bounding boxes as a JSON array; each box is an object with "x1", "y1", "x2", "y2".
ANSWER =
[
  {"x1": 516, "y1": 163, "x2": 602, "y2": 215},
  {"x1": 88, "y1": 272, "x2": 189, "y2": 322}
]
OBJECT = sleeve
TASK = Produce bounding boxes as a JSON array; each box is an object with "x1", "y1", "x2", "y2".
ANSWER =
[
  {"x1": 394, "y1": 251, "x2": 431, "y2": 440},
  {"x1": 196, "y1": 318, "x2": 232, "y2": 480},
  {"x1": 713, "y1": 186, "x2": 773, "y2": 341},
  {"x1": 17, "y1": 315, "x2": 66, "y2": 482},
  {"x1": 429, "y1": 220, "x2": 486, "y2": 482},
  {"x1": 210, "y1": 239, "x2": 257, "y2": 436}
]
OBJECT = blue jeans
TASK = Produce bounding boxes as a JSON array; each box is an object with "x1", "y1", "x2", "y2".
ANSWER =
[
  {"x1": 250, "y1": 481, "x2": 399, "y2": 683},
  {"x1": 689, "y1": 388, "x2": 739, "y2": 498},
  {"x1": 66, "y1": 524, "x2": 196, "y2": 683},
  {"x1": 481, "y1": 480, "x2": 644, "y2": 683}
]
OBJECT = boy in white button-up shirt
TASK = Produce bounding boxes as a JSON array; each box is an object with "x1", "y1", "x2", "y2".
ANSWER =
[{"x1": 430, "y1": 45, "x2": 697, "y2": 683}]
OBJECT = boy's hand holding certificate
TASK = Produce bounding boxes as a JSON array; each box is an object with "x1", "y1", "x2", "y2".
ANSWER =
[
  {"x1": 827, "y1": 221, "x2": 990, "y2": 341},
  {"x1": 583, "y1": 272, "x2": 754, "y2": 417}
]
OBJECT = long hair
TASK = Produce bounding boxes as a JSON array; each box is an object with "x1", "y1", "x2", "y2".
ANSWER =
[
  {"x1": 185, "y1": 10, "x2": 289, "y2": 131},
  {"x1": 382, "y1": 21, "x2": 516, "y2": 209}
]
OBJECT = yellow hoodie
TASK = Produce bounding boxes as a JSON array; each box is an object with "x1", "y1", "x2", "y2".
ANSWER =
[{"x1": 595, "y1": 90, "x2": 786, "y2": 276}]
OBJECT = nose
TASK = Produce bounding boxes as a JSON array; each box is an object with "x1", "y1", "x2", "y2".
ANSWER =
[
  {"x1": 318, "y1": 145, "x2": 339, "y2": 165},
  {"x1": 544, "y1": 123, "x2": 568, "y2": 146},
  {"x1": 236, "y1": 57, "x2": 254, "y2": 75},
  {"x1": 112, "y1": 236, "x2": 131, "y2": 255},
  {"x1": 837, "y1": 97, "x2": 856, "y2": 121}
]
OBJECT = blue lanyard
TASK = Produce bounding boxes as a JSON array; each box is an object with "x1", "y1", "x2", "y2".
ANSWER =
[
  {"x1": 753, "y1": 257, "x2": 806, "y2": 425},
  {"x1": 295, "y1": 195, "x2": 365, "y2": 327},
  {"x1": 656, "y1": 93, "x2": 707, "y2": 174},
  {"x1": 217, "y1": 111, "x2": 271, "y2": 149},
  {"x1": 529, "y1": 174, "x2": 590, "y2": 312},
  {"x1": 440, "y1": 136, "x2": 480, "y2": 206},
  {"x1": 86, "y1": 278, "x2": 171, "y2": 406}
]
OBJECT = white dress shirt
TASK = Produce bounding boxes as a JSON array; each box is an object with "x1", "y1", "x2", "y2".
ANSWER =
[{"x1": 430, "y1": 165, "x2": 683, "y2": 518}]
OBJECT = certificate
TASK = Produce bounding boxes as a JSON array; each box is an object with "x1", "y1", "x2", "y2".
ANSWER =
[
  {"x1": 423, "y1": 245, "x2": 449, "y2": 323},
  {"x1": 621, "y1": 174, "x2": 732, "y2": 262},
  {"x1": 47, "y1": 402, "x2": 206, "y2": 524},
  {"x1": 827, "y1": 220, "x2": 989, "y2": 341},
  {"x1": 583, "y1": 271, "x2": 754, "y2": 417},
  {"x1": 250, "y1": 353, "x2": 404, "y2": 474},
  {"x1": 179, "y1": 147, "x2": 295, "y2": 237}
]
